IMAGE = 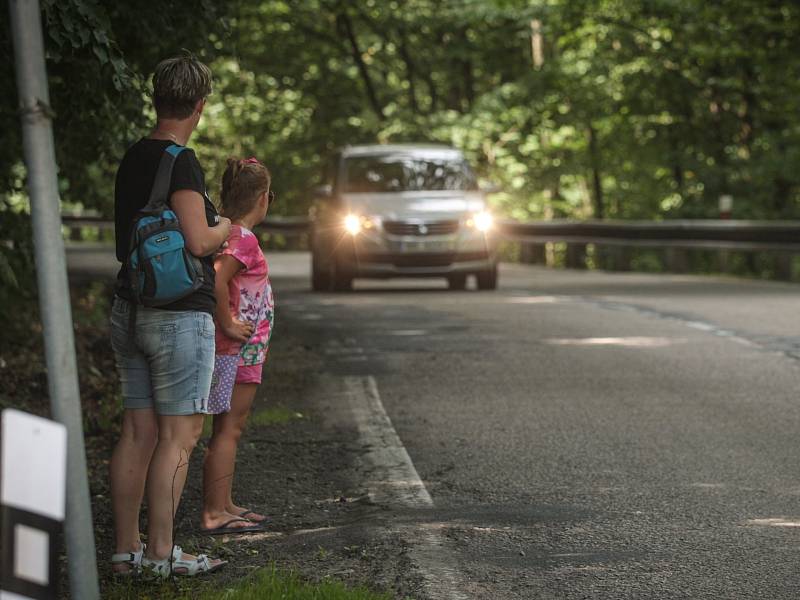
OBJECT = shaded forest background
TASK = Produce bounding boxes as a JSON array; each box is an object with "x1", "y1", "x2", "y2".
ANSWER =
[{"x1": 2, "y1": 0, "x2": 800, "y2": 310}]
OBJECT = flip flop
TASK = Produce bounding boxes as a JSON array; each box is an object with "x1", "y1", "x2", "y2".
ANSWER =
[
  {"x1": 237, "y1": 508, "x2": 267, "y2": 523},
  {"x1": 199, "y1": 518, "x2": 265, "y2": 536}
]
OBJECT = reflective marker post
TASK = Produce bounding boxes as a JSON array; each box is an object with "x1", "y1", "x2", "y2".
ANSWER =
[
  {"x1": 7, "y1": 1, "x2": 99, "y2": 598},
  {"x1": 1, "y1": 410, "x2": 67, "y2": 599},
  {"x1": 719, "y1": 194, "x2": 733, "y2": 220}
]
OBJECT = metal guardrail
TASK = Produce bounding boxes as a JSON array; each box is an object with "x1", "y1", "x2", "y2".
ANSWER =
[
  {"x1": 492, "y1": 219, "x2": 800, "y2": 278},
  {"x1": 62, "y1": 213, "x2": 800, "y2": 249},
  {"x1": 61, "y1": 213, "x2": 800, "y2": 278},
  {"x1": 496, "y1": 219, "x2": 800, "y2": 251}
]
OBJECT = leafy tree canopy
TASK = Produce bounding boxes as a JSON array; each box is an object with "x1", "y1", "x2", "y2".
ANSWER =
[{"x1": 2, "y1": 0, "x2": 800, "y2": 224}]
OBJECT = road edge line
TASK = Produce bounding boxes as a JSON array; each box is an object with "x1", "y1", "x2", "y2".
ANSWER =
[{"x1": 343, "y1": 375, "x2": 470, "y2": 600}]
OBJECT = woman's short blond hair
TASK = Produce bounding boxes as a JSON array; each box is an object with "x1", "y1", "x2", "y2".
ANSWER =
[{"x1": 152, "y1": 54, "x2": 212, "y2": 120}]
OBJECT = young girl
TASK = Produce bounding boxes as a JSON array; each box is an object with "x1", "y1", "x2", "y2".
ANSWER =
[{"x1": 201, "y1": 157, "x2": 275, "y2": 534}]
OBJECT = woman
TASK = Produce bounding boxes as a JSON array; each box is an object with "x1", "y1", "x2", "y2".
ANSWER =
[{"x1": 109, "y1": 54, "x2": 229, "y2": 577}]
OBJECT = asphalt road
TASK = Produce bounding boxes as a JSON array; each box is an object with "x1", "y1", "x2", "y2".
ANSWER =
[{"x1": 69, "y1": 247, "x2": 800, "y2": 598}]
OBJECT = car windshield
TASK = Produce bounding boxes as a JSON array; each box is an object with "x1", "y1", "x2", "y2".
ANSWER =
[{"x1": 344, "y1": 154, "x2": 477, "y2": 193}]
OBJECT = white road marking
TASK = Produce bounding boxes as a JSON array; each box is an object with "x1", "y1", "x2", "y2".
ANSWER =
[
  {"x1": 343, "y1": 375, "x2": 470, "y2": 600},
  {"x1": 324, "y1": 346, "x2": 365, "y2": 355},
  {"x1": 545, "y1": 336, "x2": 686, "y2": 348},
  {"x1": 553, "y1": 296, "x2": 767, "y2": 354},
  {"x1": 746, "y1": 518, "x2": 800, "y2": 528},
  {"x1": 343, "y1": 376, "x2": 432, "y2": 507},
  {"x1": 687, "y1": 321, "x2": 715, "y2": 331},
  {"x1": 299, "y1": 313, "x2": 323, "y2": 320},
  {"x1": 505, "y1": 295, "x2": 562, "y2": 304},
  {"x1": 390, "y1": 329, "x2": 429, "y2": 336}
]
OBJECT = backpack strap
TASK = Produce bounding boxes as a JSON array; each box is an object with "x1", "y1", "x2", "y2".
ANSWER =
[
  {"x1": 142, "y1": 144, "x2": 187, "y2": 212},
  {"x1": 128, "y1": 144, "x2": 185, "y2": 301},
  {"x1": 128, "y1": 143, "x2": 188, "y2": 330}
]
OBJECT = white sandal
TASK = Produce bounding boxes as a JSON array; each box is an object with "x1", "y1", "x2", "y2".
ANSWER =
[
  {"x1": 111, "y1": 542, "x2": 145, "y2": 576},
  {"x1": 141, "y1": 545, "x2": 226, "y2": 578}
]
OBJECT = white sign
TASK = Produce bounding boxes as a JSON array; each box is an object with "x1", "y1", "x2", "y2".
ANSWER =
[
  {"x1": 1, "y1": 410, "x2": 66, "y2": 521},
  {"x1": 719, "y1": 194, "x2": 733, "y2": 214}
]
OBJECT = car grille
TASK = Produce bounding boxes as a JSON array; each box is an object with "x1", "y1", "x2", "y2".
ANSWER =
[
  {"x1": 383, "y1": 220, "x2": 460, "y2": 236},
  {"x1": 359, "y1": 251, "x2": 489, "y2": 267}
]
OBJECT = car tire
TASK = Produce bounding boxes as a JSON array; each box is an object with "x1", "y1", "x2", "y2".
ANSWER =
[
  {"x1": 311, "y1": 265, "x2": 331, "y2": 292},
  {"x1": 447, "y1": 274, "x2": 467, "y2": 290},
  {"x1": 311, "y1": 250, "x2": 332, "y2": 292},
  {"x1": 332, "y1": 269, "x2": 352, "y2": 292},
  {"x1": 476, "y1": 264, "x2": 498, "y2": 290}
]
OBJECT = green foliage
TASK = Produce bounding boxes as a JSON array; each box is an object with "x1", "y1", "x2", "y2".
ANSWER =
[
  {"x1": 0, "y1": 197, "x2": 36, "y2": 337},
  {"x1": 188, "y1": 0, "x2": 800, "y2": 221},
  {"x1": 0, "y1": 0, "x2": 231, "y2": 320},
  {"x1": 1, "y1": 0, "x2": 230, "y2": 213},
  {"x1": 4, "y1": 0, "x2": 800, "y2": 220}
]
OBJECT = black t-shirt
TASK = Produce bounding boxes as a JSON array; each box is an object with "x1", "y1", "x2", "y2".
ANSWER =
[{"x1": 114, "y1": 138, "x2": 218, "y2": 314}]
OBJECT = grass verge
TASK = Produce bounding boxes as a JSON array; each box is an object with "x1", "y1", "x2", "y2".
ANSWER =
[
  {"x1": 104, "y1": 565, "x2": 391, "y2": 600},
  {"x1": 202, "y1": 405, "x2": 304, "y2": 438}
]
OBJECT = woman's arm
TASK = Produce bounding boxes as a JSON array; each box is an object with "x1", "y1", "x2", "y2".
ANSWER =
[
  {"x1": 214, "y1": 254, "x2": 254, "y2": 343},
  {"x1": 171, "y1": 190, "x2": 231, "y2": 257}
]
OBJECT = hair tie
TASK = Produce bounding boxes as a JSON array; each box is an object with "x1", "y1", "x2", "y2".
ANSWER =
[{"x1": 241, "y1": 157, "x2": 260, "y2": 165}]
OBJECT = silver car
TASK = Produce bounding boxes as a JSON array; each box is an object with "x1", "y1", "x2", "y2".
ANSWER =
[{"x1": 309, "y1": 144, "x2": 498, "y2": 291}]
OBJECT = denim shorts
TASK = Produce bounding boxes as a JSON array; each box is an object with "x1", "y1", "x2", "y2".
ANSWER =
[{"x1": 110, "y1": 297, "x2": 214, "y2": 415}]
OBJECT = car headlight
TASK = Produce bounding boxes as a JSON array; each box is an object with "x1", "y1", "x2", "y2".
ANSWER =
[
  {"x1": 343, "y1": 214, "x2": 376, "y2": 235},
  {"x1": 344, "y1": 214, "x2": 362, "y2": 235},
  {"x1": 467, "y1": 211, "x2": 493, "y2": 232}
]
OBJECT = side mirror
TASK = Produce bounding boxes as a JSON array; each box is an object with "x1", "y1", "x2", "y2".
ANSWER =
[
  {"x1": 314, "y1": 184, "x2": 333, "y2": 198},
  {"x1": 480, "y1": 181, "x2": 501, "y2": 194}
]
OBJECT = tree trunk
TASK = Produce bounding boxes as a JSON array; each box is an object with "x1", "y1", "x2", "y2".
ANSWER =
[
  {"x1": 587, "y1": 122, "x2": 605, "y2": 219},
  {"x1": 336, "y1": 11, "x2": 385, "y2": 122},
  {"x1": 460, "y1": 27, "x2": 474, "y2": 109}
]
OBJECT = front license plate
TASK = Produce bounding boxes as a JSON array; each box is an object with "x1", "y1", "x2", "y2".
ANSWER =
[{"x1": 399, "y1": 240, "x2": 454, "y2": 252}]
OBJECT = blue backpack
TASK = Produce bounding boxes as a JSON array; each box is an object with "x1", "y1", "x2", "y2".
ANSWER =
[{"x1": 126, "y1": 144, "x2": 205, "y2": 307}]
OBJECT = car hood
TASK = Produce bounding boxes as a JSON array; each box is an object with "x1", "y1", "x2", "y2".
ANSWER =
[{"x1": 341, "y1": 191, "x2": 485, "y2": 220}]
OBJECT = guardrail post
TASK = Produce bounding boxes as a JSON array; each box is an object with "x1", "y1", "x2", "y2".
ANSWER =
[
  {"x1": 718, "y1": 249, "x2": 731, "y2": 274},
  {"x1": 775, "y1": 252, "x2": 794, "y2": 281},
  {"x1": 598, "y1": 245, "x2": 632, "y2": 271},
  {"x1": 565, "y1": 243, "x2": 587, "y2": 269},
  {"x1": 520, "y1": 242, "x2": 546, "y2": 264},
  {"x1": 665, "y1": 247, "x2": 688, "y2": 273}
]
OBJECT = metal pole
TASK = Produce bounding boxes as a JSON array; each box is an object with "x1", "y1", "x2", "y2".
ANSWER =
[{"x1": 8, "y1": 1, "x2": 100, "y2": 598}]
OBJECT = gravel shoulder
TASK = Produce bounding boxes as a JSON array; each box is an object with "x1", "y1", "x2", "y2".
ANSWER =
[{"x1": 91, "y1": 287, "x2": 423, "y2": 599}]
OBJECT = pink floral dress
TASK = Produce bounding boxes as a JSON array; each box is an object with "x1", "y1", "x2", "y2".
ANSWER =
[{"x1": 208, "y1": 225, "x2": 274, "y2": 413}]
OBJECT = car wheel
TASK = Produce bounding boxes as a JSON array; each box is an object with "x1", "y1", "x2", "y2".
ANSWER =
[
  {"x1": 476, "y1": 264, "x2": 498, "y2": 290},
  {"x1": 311, "y1": 251, "x2": 332, "y2": 292},
  {"x1": 311, "y1": 265, "x2": 331, "y2": 291},
  {"x1": 332, "y1": 269, "x2": 352, "y2": 292},
  {"x1": 447, "y1": 274, "x2": 467, "y2": 290}
]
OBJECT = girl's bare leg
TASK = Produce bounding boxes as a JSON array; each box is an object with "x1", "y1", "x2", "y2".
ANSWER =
[{"x1": 202, "y1": 383, "x2": 259, "y2": 529}]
